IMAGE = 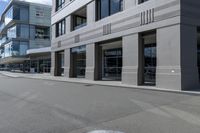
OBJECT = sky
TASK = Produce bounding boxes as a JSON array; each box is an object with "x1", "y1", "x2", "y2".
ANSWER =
[
  {"x1": 0, "y1": 0, "x2": 9, "y2": 16},
  {"x1": 0, "y1": 0, "x2": 52, "y2": 16}
]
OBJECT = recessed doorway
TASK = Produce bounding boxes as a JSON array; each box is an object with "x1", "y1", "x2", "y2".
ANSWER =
[
  {"x1": 139, "y1": 31, "x2": 157, "y2": 85},
  {"x1": 55, "y1": 51, "x2": 64, "y2": 76}
]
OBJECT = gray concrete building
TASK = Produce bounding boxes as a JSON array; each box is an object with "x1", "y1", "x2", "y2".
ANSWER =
[
  {"x1": 0, "y1": 0, "x2": 51, "y2": 73},
  {"x1": 51, "y1": 0, "x2": 200, "y2": 90}
]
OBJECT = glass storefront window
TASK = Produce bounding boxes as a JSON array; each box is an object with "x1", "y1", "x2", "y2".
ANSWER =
[
  {"x1": 30, "y1": 59, "x2": 51, "y2": 73},
  {"x1": 197, "y1": 30, "x2": 200, "y2": 80},
  {"x1": 71, "y1": 45, "x2": 86, "y2": 78},
  {"x1": 103, "y1": 48, "x2": 122, "y2": 80},
  {"x1": 141, "y1": 32, "x2": 157, "y2": 85}
]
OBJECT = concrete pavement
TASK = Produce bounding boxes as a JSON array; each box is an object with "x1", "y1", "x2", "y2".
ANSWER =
[
  {"x1": 0, "y1": 71, "x2": 200, "y2": 95},
  {"x1": 0, "y1": 74, "x2": 200, "y2": 133}
]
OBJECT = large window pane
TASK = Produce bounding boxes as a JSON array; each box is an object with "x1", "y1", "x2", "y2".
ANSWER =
[
  {"x1": 71, "y1": 45, "x2": 86, "y2": 78},
  {"x1": 5, "y1": 6, "x2": 13, "y2": 25},
  {"x1": 101, "y1": 0, "x2": 109, "y2": 19},
  {"x1": 110, "y1": 0, "x2": 122, "y2": 15},
  {"x1": 35, "y1": 26, "x2": 50, "y2": 39},
  {"x1": 11, "y1": 41, "x2": 20, "y2": 56},
  {"x1": 97, "y1": 0, "x2": 123, "y2": 20},
  {"x1": 56, "y1": 0, "x2": 65, "y2": 11},
  {"x1": 197, "y1": 30, "x2": 200, "y2": 80},
  {"x1": 4, "y1": 43, "x2": 11, "y2": 57},
  {"x1": 7, "y1": 26, "x2": 17, "y2": 38},
  {"x1": 20, "y1": 24, "x2": 29, "y2": 38},
  {"x1": 20, "y1": 6, "x2": 29, "y2": 21},
  {"x1": 4, "y1": 41, "x2": 28, "y2": 57},
  {"x1": 20, "y1": 41, "x2": 28, "y2": 55},
  {"x1": 56, "y1": 19, "x2": 65, "y2": 37},
  {"x1": 13, "y1": 6, "x2": 20, "y2": 20},
  {"x1": 30, "y1": 25, "x2": 36, "y2": 39},
  {"x1": 103, "y1": 48, "x2": 122, "y2": 80}
]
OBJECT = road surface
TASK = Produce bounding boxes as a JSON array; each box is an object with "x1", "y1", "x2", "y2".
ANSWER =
[{"x1": 0, "y1": 74, "x2": 200, "y2": 133}]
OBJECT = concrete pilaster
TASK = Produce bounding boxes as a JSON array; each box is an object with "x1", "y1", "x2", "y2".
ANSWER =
[
  {"x1": 122, "y1": 34, "x2": 139, "y2": 85},
  {"x1": 156, "y1": 24, "x2": 182, "y2": 90},
  {"x1": 51, "y1": 0, "x2": 56, "y2": 14},
  {"x1": 66, "y1": 16, "x2": 71, "y2": 33},
  {"x1": 87, "y1": 1, "x2": 95, "y2": 24},
  {"x1": 51, "y1": 25, "x2": 55, "y2": 40},
  {"x1": 50, "y1": 52, "x2": 55, "y2": 76},
  {"x1": 124, "y1": 0, "x2": 137, "y2": 10},
  {"x1": 64, "y1": 48, "x2": 71, "y2": 78},
  {"x1": 86, "y1": 43, "x2": 95, "y2": 80}
]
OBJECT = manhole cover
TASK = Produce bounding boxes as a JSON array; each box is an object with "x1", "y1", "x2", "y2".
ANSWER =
[{"x1": 88, "y1": 130, "x2": 125, "y2": 133}]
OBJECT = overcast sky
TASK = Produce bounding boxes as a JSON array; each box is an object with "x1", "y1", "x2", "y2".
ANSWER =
[{"x1": 0, "y1": 0, "x2": 52, "y2": 16}]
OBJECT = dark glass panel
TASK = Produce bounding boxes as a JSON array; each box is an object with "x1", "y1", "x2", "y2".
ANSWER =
[{"x1": 101, "y1": 0, "x2": 109, "y2": 19}]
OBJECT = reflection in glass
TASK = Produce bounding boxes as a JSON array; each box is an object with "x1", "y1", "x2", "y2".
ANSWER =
[
  {"x1": 71, "y1": 46, "x2": 86, "y2": 78},
  {"x1": 4, "y1": 41, "x2": 28, "y2": 57},
  {"x1": 103, "y1": 48, "x2": 122, "y2": 80},
  {"x1": 142, "y1": 33, "x2": 156, "y2": 85},
  {"x1": 97, "y1": 0, "x2": 123, "y2": 20},
  {"x1": 197, "y1": 30, "x2": 200, "y2": 80}
]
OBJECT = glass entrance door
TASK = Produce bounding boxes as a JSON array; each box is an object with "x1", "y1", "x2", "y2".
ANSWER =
[
  {"x1": 197, "y1": 29, "x2": 200, "y2": 80},
  {"x1": 75, "y1": 52, "x2": 86, "y2": 78},
  {"x1": 144, "y1": 43, "x2": 156, "y2": 85},
  {"x1": 55, "y1": 51, "x2": 64, "y2": 76},
  {"x1": 71, "y1": 46, "x2": 86, "y2": 78},
  {"x1": 102, "y1": 48, "x2": 122, "y2": 81}
]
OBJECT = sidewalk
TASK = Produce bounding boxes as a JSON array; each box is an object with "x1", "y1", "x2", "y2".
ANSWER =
[{"x1": 0, "y1": 71, "x2": 200, "y2": 95}]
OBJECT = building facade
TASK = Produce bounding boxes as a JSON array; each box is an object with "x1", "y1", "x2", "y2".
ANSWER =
[
  {"x1": 0, "y1": 0, "x2": 51, "y2": 73},
  {"x1": 51, "y1": 0, "x2": 200, "y2": 90}
]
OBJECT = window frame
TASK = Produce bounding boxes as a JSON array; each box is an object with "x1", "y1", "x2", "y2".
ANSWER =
[
  {"x1": 55, "y1": 19, "x2": 66, "y2": 37},
  {"x1": 96, "y1": 0, "x2": 123, "y2": 21},
  {"x1": 56, "y1": 0, "x2": 65, "y2": 11},
  {"x1": 138, "y1": 0, "x2": 149, "y2": 4}
]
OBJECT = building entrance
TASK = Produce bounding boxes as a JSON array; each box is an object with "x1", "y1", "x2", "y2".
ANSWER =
[
  {"x1": 144, "y1": 43, "x2": 156, "y2": 85},
  {"x1": 99, "y1": 40, "x2": 122, "y2": 81},
  {"x1": 102, "y1": 48, "x2": 122, "y2": 80},
  {"x1": 197, "y1": 29, "x2": 200, "y2": 80},
  {"x1": 55, "y1": 51, "x2": 64, "y2": 76},
  {"x1": 140, "y1": 31, "x2": 156, "y2": 85},
  {"x1": 71, "y1": 46, "x2": 86, "y2": 78}
]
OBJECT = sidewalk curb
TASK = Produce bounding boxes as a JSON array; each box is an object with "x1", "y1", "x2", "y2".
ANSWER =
[{"x1": 1, "y1": 72, "x2": 200, "y2": 96}]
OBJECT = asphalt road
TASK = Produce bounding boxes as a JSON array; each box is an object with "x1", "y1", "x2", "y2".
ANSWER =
[{"x1": 0, "y1": 74, "x2": 200, "y2": 133}]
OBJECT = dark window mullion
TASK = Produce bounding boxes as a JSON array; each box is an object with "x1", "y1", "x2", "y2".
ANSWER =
[{"x1": 109, "y1": 0, "x2": 111, "y2": 16}]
